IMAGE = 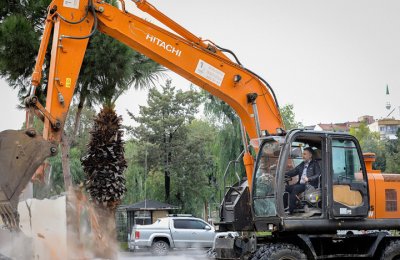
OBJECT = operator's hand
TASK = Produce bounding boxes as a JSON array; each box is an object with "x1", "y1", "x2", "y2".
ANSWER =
[{"x1": 303, "y1": 176, "x2": 309, "y2": 183}]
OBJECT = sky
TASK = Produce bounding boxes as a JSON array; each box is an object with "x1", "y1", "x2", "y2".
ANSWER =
[{"x1": 1, "y1": 0, "x2": 400, "y2": 131}]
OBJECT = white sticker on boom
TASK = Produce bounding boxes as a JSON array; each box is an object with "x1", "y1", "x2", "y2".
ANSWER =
[
  {"x1": 195, "y1": 60, "x2": 225, "y2": 87},
  {"x1": 63, "y1": 0, "x2": 80, "y2": 9}
]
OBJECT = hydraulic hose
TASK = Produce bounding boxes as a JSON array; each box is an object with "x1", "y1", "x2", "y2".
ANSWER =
[
  {"x1": 59, "y1": 0, "x2": 98, "y2": 40},
  {"x1": 215, "y1": 45, "x2": 280, "y2": 109}
]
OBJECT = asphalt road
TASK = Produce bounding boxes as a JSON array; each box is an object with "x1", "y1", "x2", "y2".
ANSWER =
[{"x1": 118, "y1": 248, "x2": 210, "y2": 259}]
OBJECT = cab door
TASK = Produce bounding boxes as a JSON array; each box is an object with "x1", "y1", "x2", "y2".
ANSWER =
[{"x1": 328, "y1": 137, "x2": 369, "y2": 219}]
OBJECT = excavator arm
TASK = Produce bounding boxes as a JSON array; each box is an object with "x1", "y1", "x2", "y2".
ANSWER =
[{"x1": 0, "y1": 0, "x2": 283, "y2": 229}]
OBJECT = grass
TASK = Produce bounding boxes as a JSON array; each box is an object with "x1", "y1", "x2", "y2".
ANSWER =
[{"x1": 119, "y1": 242, "x2": 129, "y2": 251}]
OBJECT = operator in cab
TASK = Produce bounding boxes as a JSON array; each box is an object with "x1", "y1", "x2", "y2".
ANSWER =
[{"x1": 285, "y1": 147, "x2": 321, "y2": 215}]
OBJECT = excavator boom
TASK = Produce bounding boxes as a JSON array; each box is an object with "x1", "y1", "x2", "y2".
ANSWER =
[{"x1": 0, "y1": 0, "x2": 284, "y2": 228}]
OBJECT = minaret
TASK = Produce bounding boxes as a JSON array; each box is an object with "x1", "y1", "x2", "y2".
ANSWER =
[
  {"x1": 385, "y1": 85, "x2": 397, "y2": 118},
  {"x1": 385, "y1": 84, "x2": 391, "y2": 111}
]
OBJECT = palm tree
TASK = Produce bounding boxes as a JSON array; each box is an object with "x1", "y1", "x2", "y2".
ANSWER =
[
  {"x1": 81, "y1": 103, "x2": 126, "y2": 259},
  {"x1": 80, "y1": 32, "x2": 165, "y2": 259}
]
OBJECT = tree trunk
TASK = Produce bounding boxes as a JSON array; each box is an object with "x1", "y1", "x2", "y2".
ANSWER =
[
  {"x1": 163, "y1": 133, "x2": 170, "y2": 203},
  {"x1": 66, "y1": 188, "x2": 85, "y2": 259},
  {"x1": 92, "y1": 205, "x2": 118, "y2": 260},
  {"x1": 165, "y1": 170, "x2": 170, "y2": 203},
  {"x1": 204, "y1": 200, "x2": 209, "y2": 222},
  {"x1": 61, "y1": 132, "x2": 73, "y2": 190},
  {"x1": 71, "y1": 93, "x2": 86, "y2": 144}
]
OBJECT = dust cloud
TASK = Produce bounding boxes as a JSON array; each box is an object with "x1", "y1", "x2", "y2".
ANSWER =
[{"x1": 0, "y1": 188, "x2": 120, "y2": 260}]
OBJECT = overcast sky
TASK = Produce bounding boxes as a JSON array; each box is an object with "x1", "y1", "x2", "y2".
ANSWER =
[{"x1": 1, "y1": 0, "x2": 399, "y2": 131}]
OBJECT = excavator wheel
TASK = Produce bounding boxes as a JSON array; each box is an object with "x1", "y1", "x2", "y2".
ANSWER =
[
  {"x1": 0, "y1": 129, "x2": 56, "y2": 230},
  {"x1": 251, "y1": 243, "x2": 307, "y2": 260},
  {"x1": 380, "y1": 240, "x2": 400, "y2": 260}
]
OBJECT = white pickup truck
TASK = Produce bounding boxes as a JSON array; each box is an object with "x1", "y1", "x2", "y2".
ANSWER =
[{"x1": 128, "y1": 216, "x2": 216, "y2": 255}]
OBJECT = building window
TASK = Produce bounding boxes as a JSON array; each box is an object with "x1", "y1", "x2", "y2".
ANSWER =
[
  {"x1": 385, "y1": 189, "x2": 397, "y2": 212},
  {"x1": 134, "y1": 210, "x2": 152, "y2": 225}
]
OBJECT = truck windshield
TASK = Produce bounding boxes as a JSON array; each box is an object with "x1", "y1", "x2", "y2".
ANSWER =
[{"x1": 253, "y1": 140, "x2": 281, "y2": 217}]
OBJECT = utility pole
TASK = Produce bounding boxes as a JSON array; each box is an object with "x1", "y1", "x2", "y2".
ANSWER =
[{"x1": 144, "y1": 141, "x2": 148, "y2": 209}]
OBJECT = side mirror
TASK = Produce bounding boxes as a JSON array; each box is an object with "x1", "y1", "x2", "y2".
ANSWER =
[{"x1": 205, "y1": 225, "x2": 211, "y2": 231}]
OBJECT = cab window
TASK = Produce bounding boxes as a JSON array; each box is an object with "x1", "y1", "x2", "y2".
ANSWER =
[
  {"x1": 253, "y1": 140, "x2": 281, "y2": 217},
  {"x1": 332, "y1": 139, "x2": 363, "y2": 183}
]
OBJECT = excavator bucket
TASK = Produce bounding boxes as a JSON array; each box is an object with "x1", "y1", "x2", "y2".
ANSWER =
[{"x1": 0, "y1": 129, "x2": 57, "y2": 230}]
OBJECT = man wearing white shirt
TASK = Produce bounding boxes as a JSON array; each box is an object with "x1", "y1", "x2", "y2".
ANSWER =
[{"x1": 285, "y1": 147, "x2": 321, "y2": 215}]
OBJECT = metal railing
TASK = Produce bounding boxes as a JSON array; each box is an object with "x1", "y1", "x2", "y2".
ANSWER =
[{"x1": 222, "y1": 150, "x2": 245, "y2": 196}]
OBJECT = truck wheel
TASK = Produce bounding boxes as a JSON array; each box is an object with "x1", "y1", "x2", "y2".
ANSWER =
[
  {"x1": 151, "y1": 240, "x2": 169, "y2": 256},
  {"x1": 381, "y1": 240, "x2": 400, "y2": 260},
  {"x1": 251, "y1": 243, "x2": 307, "y2": 260}
]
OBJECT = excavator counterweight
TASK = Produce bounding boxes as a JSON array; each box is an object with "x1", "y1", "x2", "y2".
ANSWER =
[{"x1": 0, "y1": 129, "x2": 56, "y2": 229}]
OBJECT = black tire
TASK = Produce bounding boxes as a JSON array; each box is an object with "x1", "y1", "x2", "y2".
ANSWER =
[
  {"x1": 381, "y1": 240, "x2": 400, "y2": 260},
  {"x1": 251, "y1": 243, "x2": 307, "y2": 260},
  {"x1": 151, "y1": 240, "x2": 170, "y2": 256}
]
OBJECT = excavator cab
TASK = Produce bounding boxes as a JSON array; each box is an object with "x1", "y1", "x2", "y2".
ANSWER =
[
  {"x1": 251, "y1": 129, "x2": 370, "y2": 233},
  {"x1": 253, "y1": 133, "x2": 324, "y2": 219},
  {"x1": 218, "y1": 129, "x2": 369, "y2": 233}
]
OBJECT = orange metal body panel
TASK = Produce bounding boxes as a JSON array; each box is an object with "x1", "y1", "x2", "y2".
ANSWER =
[
  {"x1": 32, "y1": 0, "x2": 284, "y2": 187},
  {"x1": 365, "y1": 154, "x2": 400, "y2": 219},
  {"x1": 31, "y1": 17, "x2": 54, "y2": 87},
  {"x1": 368, "y1": 173, "x2": 400, "y2": 219},
  {"x1": 34, "y1": 0, "x2": 94, "y2": 142}
]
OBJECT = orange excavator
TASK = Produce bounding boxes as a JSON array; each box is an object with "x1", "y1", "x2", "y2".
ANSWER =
[{"x1": 0, "y1": 0, "x2": 400, "y2": 259}]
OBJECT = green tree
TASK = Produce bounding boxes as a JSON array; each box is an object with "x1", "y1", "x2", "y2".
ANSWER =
[
  {"x1": 0, "y1": 1, "x2": 8, "y2": 19},
  {"x1": 350, "y1": 122, "x2": 386, "y2": 171},
  {"x1": 280, "y1": 104, "x2": 303, "y2": 130},
  {"x1": 203, "y1": 94, "x2": 244, "y2": 196},
  {"x1": 0, "y1": 14, "x2": 39, "y2": 96},
  {"x1": 123, "y1": 140, "x2": 145, "y2": 204},
  {"x1": 0, "y1": 0, "x2": 50, "y2": 100},
  {"x1": 171, "y1": 120, "x2": 217, "y2": 215},
  {"x1": 130, "y1": 80, "x2": 203, "y2": 203},
  {"x1": 385, "y1": 130, "x2": 400, "y2": 173}
]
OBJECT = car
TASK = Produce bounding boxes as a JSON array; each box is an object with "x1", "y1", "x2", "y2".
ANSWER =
[{"x1": 128, "y1": 216, "x2": 216, "y2": 255}]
